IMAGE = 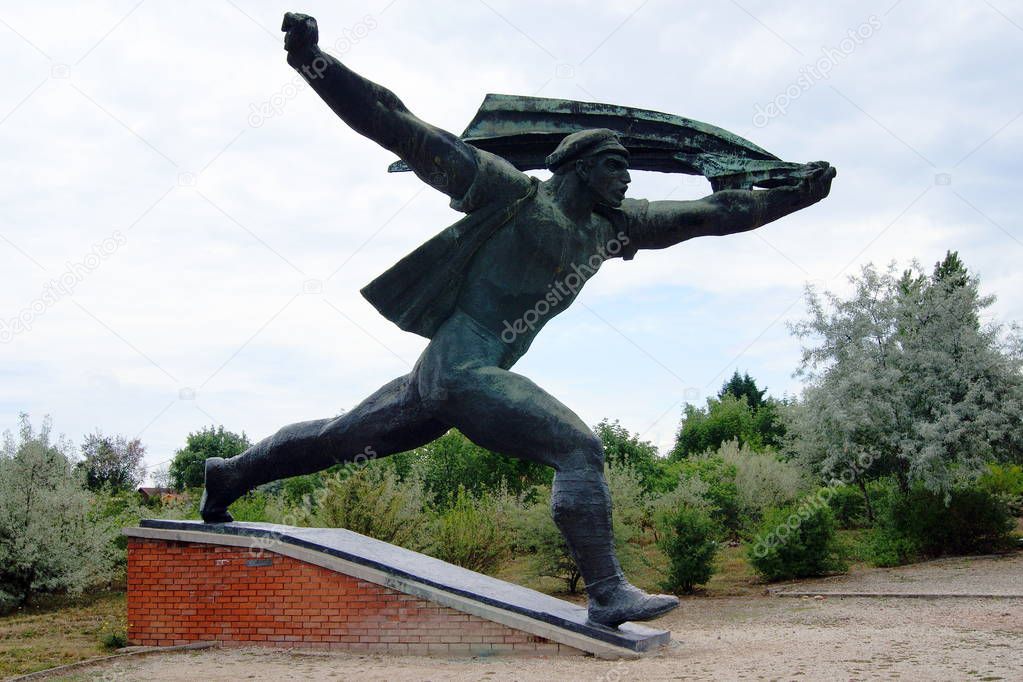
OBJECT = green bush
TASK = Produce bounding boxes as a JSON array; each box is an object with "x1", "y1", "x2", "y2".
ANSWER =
[
  {"x1": 863, "y1": 526, "x2": 919, "y2": 567},
  {"x1": 826, "y1": 484, "x2": 868, "y2": 529},
  {"x1": 225, "y1": 491, "x2": 271, "y2": 522},
  {"x1": 430, "y1": 487, "x2": 512, "y2": 574},
  {"x1": 718, "y1": 440, "x2": 808, "y2": 529},
  {"x1": 747, "y1": 495, "x2": 846, "y2": 581},
  {"x1": 664, "y1": 444, "x2": 807, "y2": 537},
  {"x1": 864, "y1": 485, "x2": 1014, "y2": 566},
  {"x1": 102, "y1": 631, "x2": 129, "y2": 649},
  {"x1": 978, "y1": 464, "x2": 1023, "y2": 516},
  {"x1": 657, "y1": 506, "x2": 718, "y2": 594},
  {"x1": 90, "y1": 487, "x2": 145, "y2": 575}
]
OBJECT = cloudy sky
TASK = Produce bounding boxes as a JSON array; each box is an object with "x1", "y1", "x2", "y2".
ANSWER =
[{"x1": 2, "y1": 0, "x2": 1021, "y2": 478}]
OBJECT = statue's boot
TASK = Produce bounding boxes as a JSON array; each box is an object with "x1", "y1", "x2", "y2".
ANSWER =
[
  {"x1": 551, "y1": 470, "x2": 679, "y2": 628},
  {"x1": 199, "y1": 457, "x2": 244, "y2": 523}
]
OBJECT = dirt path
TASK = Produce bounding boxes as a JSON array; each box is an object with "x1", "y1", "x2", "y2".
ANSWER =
[
  {"x1": 771, "y1": 552, "x2": 1023, "y2": 597},
  {"x1": 42, "y1": 596, "x2": 1020, "y2": 681}
]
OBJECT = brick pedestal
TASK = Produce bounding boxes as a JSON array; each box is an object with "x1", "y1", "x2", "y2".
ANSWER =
[
  {"x1": 127, "y1": 538, "x2": 581, "y2": 655},
  {"x1": 125, "y1": 520, "x2": 670, "y2": 658}
]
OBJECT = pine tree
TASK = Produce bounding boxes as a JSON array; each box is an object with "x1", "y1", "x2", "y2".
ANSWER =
[{"x1": 719, "y1": 370, "x2": 767, "y2": 410}]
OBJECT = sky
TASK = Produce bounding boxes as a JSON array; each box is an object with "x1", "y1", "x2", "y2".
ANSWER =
[{"x1": 2, "y1": 0, "x2": 1022, "y2": 480}]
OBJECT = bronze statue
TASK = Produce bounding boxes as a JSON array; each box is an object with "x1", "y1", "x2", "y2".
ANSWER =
[{"x1": 200, "y1": 12, "x2": 836, "y2": 628}]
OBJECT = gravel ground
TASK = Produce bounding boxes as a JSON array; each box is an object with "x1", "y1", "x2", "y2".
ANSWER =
[
  {"x1": 46, "y1": 554, "x2": 1023, "y2": 681},
  {"x1": 771, "y1": 552, "x2": 1023, "y2": 597}
]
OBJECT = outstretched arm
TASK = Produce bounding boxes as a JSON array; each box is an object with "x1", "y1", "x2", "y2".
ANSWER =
[
  {"x1": 281, "y1": 12, "x2": 476, "y2": 199},
  {"x1": 632, "y1": 162, "x2": 837, "y2": 250}
]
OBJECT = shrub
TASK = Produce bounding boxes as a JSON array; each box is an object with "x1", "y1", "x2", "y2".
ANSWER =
[
  {"x1": 102, "y1": 631, "x2": 129, "y2": 649},
  {"x1": 91, "y1": 487, "x2": 146, "y2": 575},
  {"x1": 826, "y1": 484, "x2": 869, "y2": 529},
  {"x1": 674, "y1": 456, "x2": 741, "y2": 536},
  {"x1": 646, "y1": 474, "x2": 713, "y2": 544},
  {"x1": 605, "y1": 464, "x2": 647, "y2": 543},
  {"x1": 224, "y1": 490, "x2": 299, "y2": 524},
  {"x1": 747, "y1": 495, "x2": 846, "y2": 581},
  {"x1": 863, "y1": 527, "x2": 919, "y2": 567},
  {"x1": 717, "y1": 440, "x2": 809, "y2": 529},
  {"x1": 430, "y1": 487, "x2": 512, "y2": 574},
  {"x1": 978, "y1": 464, "x2": 1023, "y2": 516},
  {"x1": 657, "y1": 506, "x2": 719, "y2": 594},
  {"x1": 865, "y1": 485, "x2": 1014, "y2": 566},
  {"x1": 312, "y1": 463, "x2": 427, "y2": 550}
]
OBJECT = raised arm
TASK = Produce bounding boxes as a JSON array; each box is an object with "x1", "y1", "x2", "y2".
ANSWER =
[
  {"x1": 281, "y1": 12, "x2": 476, "y2": 199},
  {"x1": 632, "y1": 162, "x2": 837, "y2": 250}
]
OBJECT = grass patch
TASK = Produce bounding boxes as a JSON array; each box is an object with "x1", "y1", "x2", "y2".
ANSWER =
[{"x1": 0, "y1": 589, "x2": 126, "y2": 678}]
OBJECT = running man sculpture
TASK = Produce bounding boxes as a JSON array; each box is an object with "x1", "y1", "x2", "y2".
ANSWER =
[{"x1": 200, "y1": 12, "x2": 837, "y2": 628}]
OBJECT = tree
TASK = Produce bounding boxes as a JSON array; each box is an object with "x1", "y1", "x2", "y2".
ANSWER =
[
  {"x1": 169, "y1": 425, "x2": 250, "y2": 491},
  {"x1": 672, "y1": 373, "x2": 787, "y2": 459},
  {"x1": 392, "y1": 429, "x2": 551, "y2": 507},
  {"x1": 720, "y1": 370, "x2": 767, "y2": 410},
  {"x1": 77, "y1": 432, "x2": 146, "y2": 492},
  {"x1": 595, "y1": 419, "x2": 673, "y2": 492},
  {"x1": 0, "y1": 414, "x2": 116, "y2": 611},
  {"x1": 672, "y1": 394, "x2": 754, "y2": 459},
  {"x1": 788, "y1": 256, "x2": 1023, "y2": 499}
]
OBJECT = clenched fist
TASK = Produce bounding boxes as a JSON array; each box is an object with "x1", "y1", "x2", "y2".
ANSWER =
[
  {"x1": 797, "y1": 161, "x2": 837, "y2": 203},
  {"x1": 282, "y1": 12, "x2": 319, "y2": 66}
]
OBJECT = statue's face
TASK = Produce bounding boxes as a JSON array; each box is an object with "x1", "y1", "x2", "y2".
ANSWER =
[{"x1": 579, "y1": 152, "x2": 631, "y2": 207}]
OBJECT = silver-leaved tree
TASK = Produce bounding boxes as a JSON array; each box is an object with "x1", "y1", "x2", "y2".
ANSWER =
[
  {"x1": 787, "y1": 253, "x2": 1023, "y2": 503},
  {"x1": 0, "y1": 414, "x2": 117, "y2": 611}
]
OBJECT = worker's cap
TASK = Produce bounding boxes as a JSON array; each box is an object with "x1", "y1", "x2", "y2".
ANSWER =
[{"x1": 545, "y1": 129, "x2": 629, "y2": 172}]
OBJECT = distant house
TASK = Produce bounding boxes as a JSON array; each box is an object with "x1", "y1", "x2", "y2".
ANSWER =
[{"x1": 137, "y1": 487, "x2": 185, "y2": 504}]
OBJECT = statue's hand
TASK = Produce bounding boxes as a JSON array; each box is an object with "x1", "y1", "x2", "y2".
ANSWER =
[
  {"x1": 282, "y1": 12, "x2": 319, "y2": 64},
  {"x1": 797, "y1": 161, "x2": 837, "y2": 203}
]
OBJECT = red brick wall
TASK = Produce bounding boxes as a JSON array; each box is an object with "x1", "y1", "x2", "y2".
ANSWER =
[{"x1": 127, "y1": 538, "x2": 582, "y2": 655}]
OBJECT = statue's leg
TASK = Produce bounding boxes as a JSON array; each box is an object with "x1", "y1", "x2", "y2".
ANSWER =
[
  {"x1": 419, "y1": 360, "x2": 679, "y2": 627},
  {"x1": 200, "y1": 373, "x2": 448, "y2": 522}
]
